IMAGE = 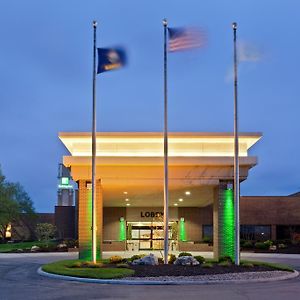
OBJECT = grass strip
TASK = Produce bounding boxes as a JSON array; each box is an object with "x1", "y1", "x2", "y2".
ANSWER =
[
  {"x1": 42, "y1": 259, "x2": 134, "y2": 279},
  {"x1": 0, "y1": 241, "x2": 56, "y2": 253},
  {"x1": 240, "y1": 260, "x2": 294, "y2": 272}
]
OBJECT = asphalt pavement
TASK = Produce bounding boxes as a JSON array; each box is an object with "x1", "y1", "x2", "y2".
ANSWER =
[{"x1": 0, "y1": 252, "x2": 299, "y2": 300}]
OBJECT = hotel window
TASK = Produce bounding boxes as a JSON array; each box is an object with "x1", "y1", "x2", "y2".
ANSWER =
[
  {"x1": 202, "y1": 225, "x2": 213, "y2": 240},
  {"x1": 240, "y1": 225, "x2": 271, "y2": 241}
]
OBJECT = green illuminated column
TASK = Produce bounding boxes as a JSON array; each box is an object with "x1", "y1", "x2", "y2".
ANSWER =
[
  {"x1": 179, "y1": 218, "x2": 187, "y2": 242},
  {"x1": 78, "y1": 180, "x2": 103, "y2": 261},
  {"x1": 78, "y1": 181, "x2": 93, "y2": 260},
  {"x1": 213, "y1": 182, "x2": 235, "y2": 261},
  {"x1": 222, "y1": 188, "x2": 235, "y2": 259},
  {"x1": 119, "y1": 218, "x2": 126, "y2": 241}
]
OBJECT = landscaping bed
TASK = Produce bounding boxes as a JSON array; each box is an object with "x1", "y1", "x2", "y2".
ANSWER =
[{"x1": 41, "y1": 253, "x2": 294, "y2": 281}]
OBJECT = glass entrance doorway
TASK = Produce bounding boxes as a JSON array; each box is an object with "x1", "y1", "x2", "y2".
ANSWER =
[{"x1": 128, "y1": 222, "x2": 174, "y2": 250}]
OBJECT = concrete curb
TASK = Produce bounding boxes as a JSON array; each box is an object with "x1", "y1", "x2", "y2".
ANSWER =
[{"x1": 38, "y1": 267, "x2": 299, "y2": 285}]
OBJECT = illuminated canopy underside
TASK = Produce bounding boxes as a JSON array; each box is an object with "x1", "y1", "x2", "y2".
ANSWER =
[
  {"x1": 59, "y1": 132, "x2": 261, "y2": 207},
  {"x1": 59, "y1": 132, "x2": 261, "y2": 157}
]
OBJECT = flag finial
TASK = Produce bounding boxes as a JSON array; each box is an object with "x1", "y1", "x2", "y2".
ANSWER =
[
  {"x1": 232, "y1": 22, "x2": 237, "y2": 30},
  {"x1": 93, "y1": 20, "x2": 97, "y2": 28},
  {"x1": 163, "y1": 19, "x2": 168, "y2": 27}
]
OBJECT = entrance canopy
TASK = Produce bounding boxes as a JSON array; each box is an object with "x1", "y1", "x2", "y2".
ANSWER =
[{"x1": 59, "y1": 132, "x2": 261, "y2": 208}]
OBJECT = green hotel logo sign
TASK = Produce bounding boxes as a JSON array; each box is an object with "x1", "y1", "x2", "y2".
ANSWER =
[{"x1": 61, "y1": 177, "x2": 69, "y2": 185}]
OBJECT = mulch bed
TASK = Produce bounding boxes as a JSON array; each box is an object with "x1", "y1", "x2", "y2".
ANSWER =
[{"x1": 129, "y1": 264, "x2": 274, "y2": 277}]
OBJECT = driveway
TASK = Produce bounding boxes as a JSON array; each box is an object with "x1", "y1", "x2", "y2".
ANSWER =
[{"x1": 0, "y1": 252, "x2": 299, "y2": 300}]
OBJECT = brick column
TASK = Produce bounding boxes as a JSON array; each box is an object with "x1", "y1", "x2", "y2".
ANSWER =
[
  {"x1": 78, "y1": 180, "x2": 103, "y2": 261},
  {"x1": 271, "y1": 224, "x2": 277, "y2": 241},
  {"x1": 213, "y1": 181, "x2": 235, "y2": 261}
]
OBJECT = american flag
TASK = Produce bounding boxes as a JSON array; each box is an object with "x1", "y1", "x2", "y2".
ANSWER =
[{"x1": 168, "y1": 27, "x2": 207, "y2": 52}]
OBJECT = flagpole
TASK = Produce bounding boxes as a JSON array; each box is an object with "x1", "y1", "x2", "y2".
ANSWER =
[
  {"x1": 232, "y1": 22, "x2": 240, "y2": 266},
  {"x1": 163, "y1": 18, "x2": 169, "y2": 265},
  {"x1": 92, "y1": 20, "x2": 97, "y2": 264}
]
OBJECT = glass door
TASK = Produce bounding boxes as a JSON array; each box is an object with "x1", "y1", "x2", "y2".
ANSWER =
[{"x1": 139, "y1": 229, "x2": 151, "y2": 249}]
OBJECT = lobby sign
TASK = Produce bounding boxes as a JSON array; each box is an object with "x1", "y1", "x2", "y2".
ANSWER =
[{"x1": 126, "y1": 207, "x2": 178, "y2": 222}]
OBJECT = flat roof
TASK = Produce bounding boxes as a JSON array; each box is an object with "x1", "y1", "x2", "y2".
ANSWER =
[{"x1": 59, "y1": 132, "x2": 262, "y2": 158}]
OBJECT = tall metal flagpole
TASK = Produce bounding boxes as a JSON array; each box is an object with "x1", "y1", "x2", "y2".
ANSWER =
[
  {"x1": 163, "y1": 18, "x2": 169, "y2": 264},
  {"x1": 232, "y1": 22, "x2": 240, "y2": 266},
  {"x1": 92, "y1": 20, "x2": 97, "y2": 264}
]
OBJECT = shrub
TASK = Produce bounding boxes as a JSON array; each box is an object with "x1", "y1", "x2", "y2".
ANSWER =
[
  {"x1": 178, "y1": 252, "x2": 192, "y2": 257},
  {"x1": 255, "y1": 240, "x2": 273, "y2": 250},
  {"x1": 278, "y1": 243, "x2": 287, "y2": 249},
  {"x1": 202, "y1": 262, "x2": 213, "y2": 268},
  {"x1": 218, "y1": 256, "x2": 233, "y2": 263},
  {"x1": 242, "y1": 241, "x2": 253, "y2": 249},
  {"x1": 109, "y1": 255, "x2": 123, "y2": 264},
  {"x1": 35, "y1": 223, "x2": 56, "y2": 241},
  {"x1": 264, "y1": 240, "x2": 273, "y2": 247},
  {"x1": 194, "y1": 255, "x2": 205, "y2": 264},
  {"x1": 158, "y1": 257, "x2": 164, "y2": 264},
  {"x1": 218, "y1": 261, "x2": 231, "y2": 267},
  {"x1": 38, "y1": 242, "x2": 58, "y2": 252},
  {"x1": 168, "y1": 254, "x2": 176, "y2": 264},
  {"x1": 130, "y1": 254, "x2": 145, "y2": 261},
  {"x1": 63, "y1": 239, "x2": 78, "y2": 248}
]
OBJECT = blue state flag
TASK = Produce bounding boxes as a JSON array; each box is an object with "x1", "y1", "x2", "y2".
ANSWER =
[{"x1": 97, "y1": 48, "x2": 127, "y2": 74}]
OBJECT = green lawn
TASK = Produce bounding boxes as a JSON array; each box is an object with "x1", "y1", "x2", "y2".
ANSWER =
[
  {"x1": 205, "y1": 258, "x2": 294, "y2": 272},
  {"x1": 42, "y1": 259, "x2": 134, "y2": 279},
  {"x1": 241, "y1": 260, "x2": 294, "y2": 272},
  {"x1": 0, "y1": 241, "x2": 56, "y2": 253}
]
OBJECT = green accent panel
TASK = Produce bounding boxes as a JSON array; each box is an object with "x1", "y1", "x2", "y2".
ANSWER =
[
  {"x1": 221, "y1": 188, "x2": 235, "y2": 260},
  {"x1": 179, "y1": 219, "x2": 187, "y2": 241},
  {"x1": 119, "y1": 219, "x2": 126, "y2": 241}
]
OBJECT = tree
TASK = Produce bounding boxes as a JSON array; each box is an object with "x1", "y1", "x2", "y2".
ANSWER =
[
  {"x1": 0, "y1": 166, "x2": 35, "y2": 240},
  {"x1": 35, "y1": 223, "x2": 56, "y2": 241}
]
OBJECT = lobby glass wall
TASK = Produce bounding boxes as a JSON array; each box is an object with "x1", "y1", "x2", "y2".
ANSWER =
[{"x1": 127, "y1": 222, "x2": 176, "y2": 251}]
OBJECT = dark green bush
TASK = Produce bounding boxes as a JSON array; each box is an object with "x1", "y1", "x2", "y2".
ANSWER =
[
  {"x1": 130, "y1": 254, "x2": 146, "y2": 261},
  {"x1": 39, "y1": 243, "x2": 58, "y2": 252},
  {"x1": 178, "y1": 252, "x2": 192, "y2": 257},
  {"x1": 255, "y1": 240, "x2": 273, "y2": 250},
  {"x1": 194, "y1": 255, "x2": 205, "y2": 264},
  {"x1": 168, "y1": 254, "x2": 176, "y2": 264},
  {"x1": 242, "y1": 241, "x2": 253, "y2": 248},
  {"x1": 218, "y1": 256, "x2": 233, "y2": 263},
  {"x1": 63, "y1": 239, "x2": 78, "y2": 248}
]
